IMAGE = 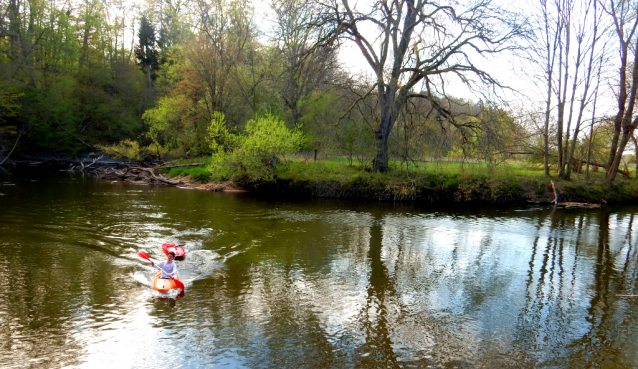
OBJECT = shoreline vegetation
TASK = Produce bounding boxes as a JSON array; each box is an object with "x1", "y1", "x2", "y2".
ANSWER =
[
  {"x1": 13, "y1": 155, "x2": 631, "y2": 207},
  {"x1": 4, "y1": 0, "x2": 638, "y2": 213}
]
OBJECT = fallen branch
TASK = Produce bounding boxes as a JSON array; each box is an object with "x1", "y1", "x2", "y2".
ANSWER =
[
  {"x1": 555, "y1": 202, "x2": 601, "y2": 209},
  {"x1": 135, "y1": 167, "x2": 181, "y2": 185},
  {"x1": 0, "y1": 133, "x2": 21, "y2": 167},
  {"x1": 68, "y1": 155, "x2": 104, "y2": 172},
  {"x1": 615, "y1": 294, "x2": 638, "y2": 297}
]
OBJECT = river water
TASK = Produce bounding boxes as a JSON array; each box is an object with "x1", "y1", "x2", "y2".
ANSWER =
[{"x1": 1, "y1": 170, "x2": 637, "y2": 368}]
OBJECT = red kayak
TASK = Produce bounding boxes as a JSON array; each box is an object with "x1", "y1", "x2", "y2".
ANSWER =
[
  {"x1": 162, "y1": 243, "x2": 185, "y2": 260},
  {"x1": 153, "y1": 272, "x2": 181, "y2": 293}
]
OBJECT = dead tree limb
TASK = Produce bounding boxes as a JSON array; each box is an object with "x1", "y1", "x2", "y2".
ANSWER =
[{"x1": 0, "y1": 133, "x2": 20, "y2": 167}]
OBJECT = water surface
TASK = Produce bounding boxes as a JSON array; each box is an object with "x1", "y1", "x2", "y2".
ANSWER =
[{"x1": 1, "y1": 171, "x2": 637, "y2": 368}]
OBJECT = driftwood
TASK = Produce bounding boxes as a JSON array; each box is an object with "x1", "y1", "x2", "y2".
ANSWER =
[
  {"x1": 555, "y1": 202, "x2": 601, "y2": 209},
  {"x1": 135, "y1": 167, "x2": 181, "y2": 185},
  {"x1": 67, "y1": 155, "x2": 104, "y2": 172},
  {"x1": 0, "y1": 133, "x2": 21, "y2": 167},
  {"x1": 96, "y1": 166, "x2": 182, "y2": 186}
]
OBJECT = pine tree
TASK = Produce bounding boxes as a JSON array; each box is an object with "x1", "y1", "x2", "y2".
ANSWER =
[{"x1": 135, "y1": 15, "x2": 159, "y2": 89}]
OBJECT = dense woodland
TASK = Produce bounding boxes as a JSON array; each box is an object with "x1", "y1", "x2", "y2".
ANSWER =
[{"x1": 2, "y1": 0, "x2": 638, "y2": 185}]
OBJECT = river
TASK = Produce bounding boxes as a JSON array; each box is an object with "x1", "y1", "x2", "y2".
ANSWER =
[{"x1": 1, "y1": 170, "x2": 637, "y2": 368}]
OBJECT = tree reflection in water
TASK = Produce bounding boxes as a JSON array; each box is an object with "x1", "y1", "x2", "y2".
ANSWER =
[{"x1": 2, "y1": 172, "x2": 638, "y2": 367}]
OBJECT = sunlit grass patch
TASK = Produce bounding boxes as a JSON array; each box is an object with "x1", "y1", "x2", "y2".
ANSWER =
[
  {"x1": 161, "y1": 157, "x2": 212, "y2": 181},
  {"x1": 156, "y1": 155, "x2": 635, "y2": 203}
]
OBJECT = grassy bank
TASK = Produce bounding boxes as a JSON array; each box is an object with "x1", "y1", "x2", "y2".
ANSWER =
[{"x1": 161, "y1": 157, "x2": 638, "y2": 204}]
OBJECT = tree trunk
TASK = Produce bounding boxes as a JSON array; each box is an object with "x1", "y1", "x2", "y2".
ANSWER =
[
  {"x1": 372, "y1": 124, "x2": 390, "y2": 172},
  {"x1": 607, "y1": 39, "x2": 629, "y2": 169},
  {"x1": 8, "y1": 0, "x2": 21, "y2": 63},
  {"x1": 556, "y1": 23, "x2": 570, "y2": 178},
  {"x1": 607, "y1": 37, "x2": 638, "y2": 183},
  {"x1": 607, "y1": 131, "x2": 632, "y2": 184},
  {"x1": 543, "y1": 72, "x2": 552, "y2": 176},
  {"x1": 585, "y1": 88, "x2": 599, "y2": 180},
  {"x1": 147, "y1": 63, "x2": 152, "y2": 89},
  {"x1": 372, "y1": 91, "x2": 396, "y2": 172}
]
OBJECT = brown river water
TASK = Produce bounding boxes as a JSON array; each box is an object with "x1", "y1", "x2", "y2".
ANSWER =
[{"x1": 1, "y1": 170, "x2": 637, "y2": 368}]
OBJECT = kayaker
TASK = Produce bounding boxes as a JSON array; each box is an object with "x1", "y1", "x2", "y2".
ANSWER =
[{"x1": 151, "y1": 251, "x2": 177, "y2": 279}]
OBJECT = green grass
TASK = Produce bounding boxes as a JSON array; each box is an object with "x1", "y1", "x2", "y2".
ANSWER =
[
  {"x1": 161, "y1": 157, "x2": 212, "y2": 181},
  {"x1": 159, "y1": 156, "x2": 638, "y2": 203}
]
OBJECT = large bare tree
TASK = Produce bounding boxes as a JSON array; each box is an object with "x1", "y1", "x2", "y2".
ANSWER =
[
  {"x1": 271, "y1": 0, "x2": 339, "y2": 129},
  {"x1": 602, "y1": 0, "x2": 638, "y2": 184},
  {"x1": 317, "y1": 0, "x2": 524, "y2": 172}
]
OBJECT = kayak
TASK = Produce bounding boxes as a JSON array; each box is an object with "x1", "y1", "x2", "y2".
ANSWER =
[
  {"x1": 153, "y1": 272, "x2": 181, "y2": 293},
  {"x1": 162, "y1": 243, "x2": 185, "y2": 260}
]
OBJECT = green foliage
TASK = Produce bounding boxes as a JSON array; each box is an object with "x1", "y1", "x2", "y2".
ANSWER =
[
  {"x1": 335, "y1": 121, "x2": 375, "y2": 166},
  {"x1": 0, "y1": 0, "x2": 148, "y2": 155},
  {"x1": 166, "y1": 165, "x2": 211, "y2": 182},
  {"x1": 97, "y1": 140, "x2": 148, "y2": 161},
  {"x1": 21, "y1": 87, "x2": 82, "y2": 153},
  {"x1": 208, "y1": 112, "x2": 303, "y2": 181},
  {"x1": 271, "y1": 157, "x2": 549, "y2": 201},
  {"x1": 142, "y1": 94, "x2": 211, "y2": 159}
]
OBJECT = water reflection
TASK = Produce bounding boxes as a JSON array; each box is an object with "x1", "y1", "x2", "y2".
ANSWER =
[{"x1": 1, "y1": 171, "x2": 638, "y2": 368}]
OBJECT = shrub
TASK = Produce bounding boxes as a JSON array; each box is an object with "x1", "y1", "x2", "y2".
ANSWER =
[
  {"x1": 208, "y1": 112, "x2": 303, "y2": 182},
  {"x1": 97, "y1": 139, "x2": 150, "y2": 161}
]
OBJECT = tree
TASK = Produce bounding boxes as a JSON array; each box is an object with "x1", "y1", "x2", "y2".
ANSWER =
[
  {"x1": 135, "y1": 15, "x2": 159, "y2": 89},
  {"x1": 270, "y1": 0, "x2": 339, "y2": 129},
  {"x1": 317, "y1": 0, "x2": 524, "y2": 172},
  {"x1": 531, "y1": 0, "x2": 564, "y2": 176},
  {"x1": 601, "y1": 0, "x2": 638, "y2": 184}
]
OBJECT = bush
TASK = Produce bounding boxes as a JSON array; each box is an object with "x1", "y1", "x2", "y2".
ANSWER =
[
  {"x1": 208, "y1": 112, "x2": 303, "y2": 182},
  {"x1": 97, "y1": 139, "x2": 150, "y2": 161}
]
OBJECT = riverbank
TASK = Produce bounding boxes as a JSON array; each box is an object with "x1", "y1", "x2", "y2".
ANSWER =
[
  {"x1": 93, "y1": 159, "x2": 638, "y2": 205},
  {"x1": 240, "y1": 173, "x2": 635, "y2": 205},
  {"x1": 7, "y1": 154, "x2": 636, "y2": 205}
]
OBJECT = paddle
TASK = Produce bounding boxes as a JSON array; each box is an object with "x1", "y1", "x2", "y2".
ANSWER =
[{"x1": 137, "y1": 251, "x2": 185, "y2": 291}]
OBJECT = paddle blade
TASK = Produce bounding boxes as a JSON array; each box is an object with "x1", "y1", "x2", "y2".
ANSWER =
[
  {"x1": 174, "y1": 279, "x2": 185, "y2": 291},
  {"x1": 137, "y1": 250, "x2": 150, "y2": 260}
]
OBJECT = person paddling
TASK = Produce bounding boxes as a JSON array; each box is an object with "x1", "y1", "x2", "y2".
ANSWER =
[{"x1": 151, "y1": 251, "x2": 177, "y2": 279}]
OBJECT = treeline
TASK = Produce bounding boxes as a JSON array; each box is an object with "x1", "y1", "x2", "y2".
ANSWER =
[
  {"x1": 0, "y1": 0, "x2": 146, "y2": 154},
  {"x1": 1, "y1": 0, "x2": 637, "y2": 185}
]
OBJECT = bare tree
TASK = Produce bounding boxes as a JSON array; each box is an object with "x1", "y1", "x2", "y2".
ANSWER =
[
  {"x1": 316, "y1": 0, "x2": 525, "y2": 172},
  {"x1": 532, "y1": 0, "x2": 565, "y2": 176},
  {"x1": 270, "y1": 0, "x2": 339, "y2": 129},
  {"x1": 564, "y1": 0, "x2": 605, "y2": 179},
  {"x1": 191, "y1": 0, "x2": 256, "y2": 126},
  {"x1": 528, "y1": 0, "x2": 607, "y2": 179},
  {"x1": 554, "y1": 0, "x2": 573, "y2": 178},
  {"x1": 601, "y1": 0, "x2": 638, "y2": 184},
  {"x1": 585, "y1": 57, "x2": 603, "y2": 178}
]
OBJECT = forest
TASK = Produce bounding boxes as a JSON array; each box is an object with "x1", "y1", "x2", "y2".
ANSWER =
[{"x1": 2, "y1": 0, "x2": 638, "y2": 188}]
